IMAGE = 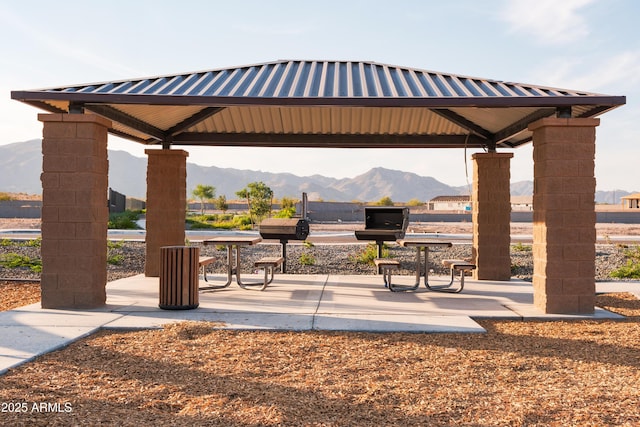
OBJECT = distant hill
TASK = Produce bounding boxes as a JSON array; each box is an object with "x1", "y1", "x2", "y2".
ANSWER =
[{"x1": 1, "y1": 139, "x2": 635, "y2": 203}]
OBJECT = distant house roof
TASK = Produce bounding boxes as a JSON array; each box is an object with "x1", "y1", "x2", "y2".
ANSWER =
[
  {"x1": 511, "y1": 195, "x2": 533, "y2": 204},
  {"x1": 621, "y1": 193, "x2": 640, "y2": 199},
  {"x1": 11, "y1": 59, "x2": 625, "y2": 151},
  {"x1": 429, "y1": 195, "x2": 471, "y2": 203}
]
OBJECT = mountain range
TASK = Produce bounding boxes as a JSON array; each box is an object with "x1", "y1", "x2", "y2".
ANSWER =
[{"x1": 0, "y1": 139, "x2": 634, "y2": 204}]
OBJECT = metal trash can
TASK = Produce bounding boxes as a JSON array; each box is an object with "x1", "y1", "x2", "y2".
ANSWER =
[{"x1": 159, "y1": 246, "x2": 200, "y2": 310}]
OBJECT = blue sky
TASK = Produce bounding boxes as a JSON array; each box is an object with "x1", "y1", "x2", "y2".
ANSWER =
[{"x1": 1, "y1": 0, "x2": 637, "y2": 190}]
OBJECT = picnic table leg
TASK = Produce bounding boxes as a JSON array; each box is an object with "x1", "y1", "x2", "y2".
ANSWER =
[
  {"x1": 423, "y1": 247, "x2": 430, "y2": 287},
  {"x1": 199, "y1": 245, "x2": 233, "y2": 290},
  {"x1": 425, "y1": 256, "x2": 463, "y2": 293},
  {"x1": 237, "y1": 248, "x2": 273, "y2": 290},
  {"x1": 413, "y1": 247, "x2": 421, "y2": 286},
  {"x1": 426, "y1": 267, "x2": 464, "y2": 293}
]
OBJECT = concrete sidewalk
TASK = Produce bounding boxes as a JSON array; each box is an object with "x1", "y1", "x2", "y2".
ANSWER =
[{"x1": 1, "y1": 273, "x2": 638, "y2": 375}]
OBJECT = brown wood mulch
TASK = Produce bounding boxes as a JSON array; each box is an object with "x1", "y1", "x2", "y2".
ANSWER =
[{"x1": 1, "y1": 285, "x2": 639, "y2": 426}]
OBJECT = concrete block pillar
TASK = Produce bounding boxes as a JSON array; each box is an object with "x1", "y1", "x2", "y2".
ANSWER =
[
  {"x1": 472, "y1": 152, "x2": 513, "y2": 281},
  {"x1": 38, "y1": 113, "x2": 110, "y2": 309},
  {"x1": 144, "y1": 149, "x2": 188, "y2": 276},
  {"x1": 529, "y1": 118, "x2": 599, "y2": 314}
]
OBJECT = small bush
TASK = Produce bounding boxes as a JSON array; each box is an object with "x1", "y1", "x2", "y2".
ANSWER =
[
  {"x1": 611, "y1": 245, "x2": 640, "y2": 279},
  {"x1": 351, "y1": 243, "x2": 389, "y2": 265},
  {"x1": 0, "y1": 253, "x2": 42, "y2": 272},
  {"x1": 611, "y1": 260, "x2": 640, "y2": 279},
  {"x1": 186, "y1": 214, "x2": 252, "y2": 230},
  {"x1": 106, "y1": 240, "x2": 125, "y2": 265},
  {"x1": 23, "y1": 238, "x2": 41, "y2": 247},
  {"x1": 107, "y1": 254, "x2": 124, "y2": 265},
  {"x1": 107, "y1": 240, "x2": 123, "y2": 250},
  {"x1": 1, "y1": 238, "x2": 13, "y2": 247},
  {"x1": 108, "y1": 210, "x2": 141, "y2": 229},
  {"x1": 299, "y1": 252, "x2": 316, "y2": 266},
  {"x1": 512, "y1": 242, "x2": 531, "y2": 252},
  {"x1": 273, "y1": 207, "x2": 296, "y2": 218}
]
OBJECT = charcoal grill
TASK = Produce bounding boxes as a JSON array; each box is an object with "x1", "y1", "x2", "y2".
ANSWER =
[
  {"x1": 355, "y1": 207, "x2": 409, "y2": 271},
  {"x1": 258, "y1": 218, "x2": 310, "y2": 272}
]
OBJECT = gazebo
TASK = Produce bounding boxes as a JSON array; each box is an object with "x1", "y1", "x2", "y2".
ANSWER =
[{"x1": 11, "y1": 60, "x2": 625, "y2": 314}]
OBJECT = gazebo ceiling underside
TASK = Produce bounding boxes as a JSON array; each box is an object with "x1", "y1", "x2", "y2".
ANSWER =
[{"x1": 12, "y1": 60, "x2": 625, "y2": 150}]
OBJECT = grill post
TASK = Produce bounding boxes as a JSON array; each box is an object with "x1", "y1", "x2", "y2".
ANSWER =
[
  {"x1": 376, "y1": 240, "x2": 384, "y2": 274},
  {"x1": 280, "y1": 238, "x2": 288, "y2": 273}
]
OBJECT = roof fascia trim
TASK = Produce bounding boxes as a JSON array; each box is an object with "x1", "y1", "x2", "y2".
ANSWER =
[{"x1": 11, "y1": 91, "x2": 627, "y2": 109}]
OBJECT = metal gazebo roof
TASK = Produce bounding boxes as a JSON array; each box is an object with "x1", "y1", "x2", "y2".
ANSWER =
[{"x1": 11, "y1": 59, "x2": 626, "y2": 150}]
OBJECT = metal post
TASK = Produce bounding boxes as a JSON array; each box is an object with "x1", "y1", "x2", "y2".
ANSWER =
[{"x1": 280, "y1": 239, "x2": 288, "y2": 273}]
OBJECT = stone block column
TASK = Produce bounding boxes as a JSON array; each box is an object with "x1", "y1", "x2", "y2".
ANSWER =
[
  {"x1": 144, "y1": 149, "x2": 188, "y2": 276},
  {"x1": 529, "y1": 118, "x2": 599, "y2": 314},
  {"x1": 472, "y1": 152, "x2": 513, "y2": 281},
  {"x1": 38, "y1": 113, "x2": 110, "y2": 309}
]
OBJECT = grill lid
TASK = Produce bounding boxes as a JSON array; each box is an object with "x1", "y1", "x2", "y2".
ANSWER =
[
  {"x1": 355, "y1": 207, "x2": 409, "y2": 241},
  {"x1": 259, "y1": 218, "x2": 310, "y2": 240}
]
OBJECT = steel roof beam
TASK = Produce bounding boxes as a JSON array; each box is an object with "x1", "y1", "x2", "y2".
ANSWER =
[
  {"x1": 167, "y1": 106, "x2": 226, "y2": 136},
  {"x1": 492, "y1": 108, "x2": 556, "y2": 145},
  {"x1": 85, "y1": 105, "x2": 166, "y2": 141},
  {"x1": 431, "y1": 108, "x2": 493, "y2": 140},
  {"x1": 172, "y1": 132, "x2": 488, "y2": 148}
]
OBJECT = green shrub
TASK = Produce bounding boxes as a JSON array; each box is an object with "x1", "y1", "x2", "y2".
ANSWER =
[
  {"x1": 107, "y1": 254, "x2": 124, "y2": 265},
  {"x1": 108, "y1": 210, "x2": 141, "y2": 229},
  {"x1": 0, "y1": 253, "x2": 42, "y2": 272},
  {"x1": 274, "y1": 207, "x2": 296, "y2": 218},
  {"x1": 23, "y1": 237, "x2": 41, "y2": 247},
  {"x1": 299, "y1": 252, "x2": 316, "y2": 266},
  {"x1": 351, "y1": 243, "x2": 389, "y2": 265},
  {"x1": 623, "y1": 245, "x2": 640, "y2": 261},
  {"x1": 512, "y1": 242, "x2": 531, "y2": 252},
  {"x1": 106, "y1": 240, "x2": 125, "y2": 265},
  {"x1": 1, "y1": 238, "x2": 13, "y2": 247},
  {"x1": 611, "y1": 260, "x2": 640, "y2": 279},
  {"x1": 107, "y1": 240, "x2": 123, "y2": 250},
  {"x1": 611, "y1": 245, "x2": 640, "y2": 279},
  {"x1": 186, "y1": 214, "x2": 252, "y2": 230},
  {"x1": 186, "y1": 218, "x2": 215, "y2": 229}
]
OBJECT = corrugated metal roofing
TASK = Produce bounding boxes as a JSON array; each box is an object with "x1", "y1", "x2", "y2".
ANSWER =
[
  {"x1": 41, "y1": 60, "x2": 603, "y2": 99},
  {"x1": 11, "y1": 59, "x2": 625, "y2": 149}
]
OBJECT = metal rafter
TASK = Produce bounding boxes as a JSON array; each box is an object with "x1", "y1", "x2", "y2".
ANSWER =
[
  {"x1": 171, "y1": 132, "x2": 487, "y2": 148},
  {"x1": 84, "y1": 105, "x2": 166, "y2": 141},
  {"x1": 431, "y1": 108, "x2": 493, "y2": 140},
  {"x1": 167, "y1": 106, "x2": 226, "y2": 136},
  {"x1": 492, "y1": 108, "x2": 556, "y2": 145}
]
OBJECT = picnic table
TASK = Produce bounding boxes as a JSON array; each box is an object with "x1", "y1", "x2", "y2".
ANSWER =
[
  {"x1": 201, "y1": 236, "x2": 262, "y2": 290},
  {"x1": 397, "y1": 239, "x2": 453, "y2": 292}
]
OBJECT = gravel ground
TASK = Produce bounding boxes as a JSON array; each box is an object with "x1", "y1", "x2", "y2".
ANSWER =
[{"x1": 0, "y1": 239, "x2": 635, "y2": 283}]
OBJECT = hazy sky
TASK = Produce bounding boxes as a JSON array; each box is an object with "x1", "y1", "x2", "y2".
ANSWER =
[{"x1": 1, "y1": 0, "x2": 637, "y2": 190}]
